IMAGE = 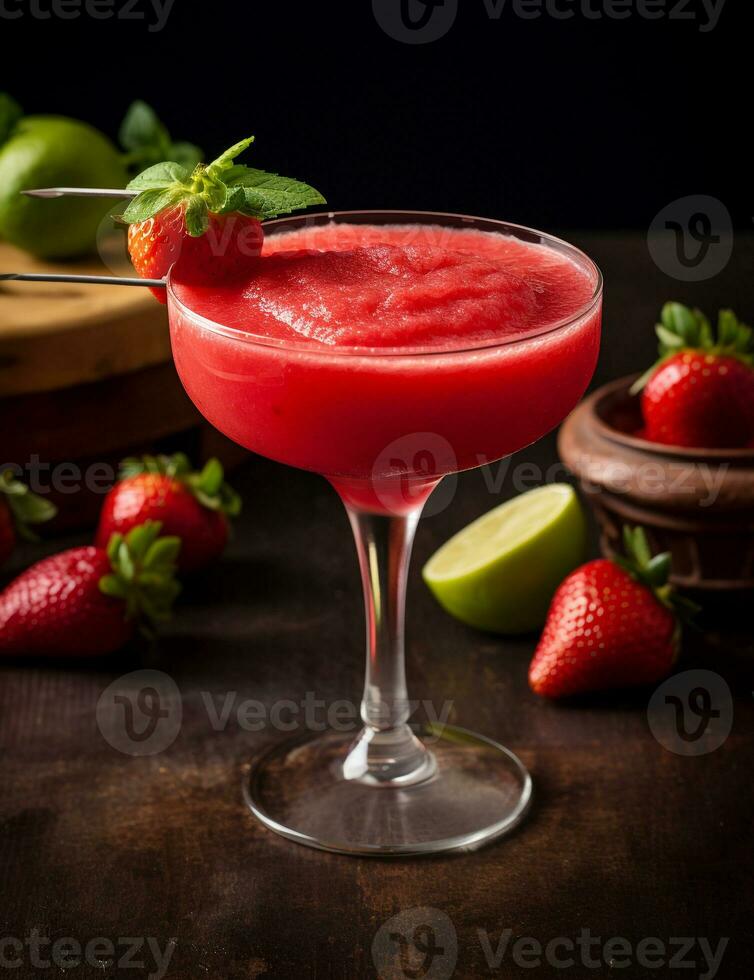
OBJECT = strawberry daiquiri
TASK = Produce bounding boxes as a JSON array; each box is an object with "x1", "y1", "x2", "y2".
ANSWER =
[
  {"x1": 169, "y1": 219, "x2": 601, "y2": 513},
  {"x1": 119, "y1": 139, "x2": 603, "y2": 856}
]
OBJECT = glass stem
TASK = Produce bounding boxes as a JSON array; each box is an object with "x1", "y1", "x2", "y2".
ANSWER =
[{"x1": 341, "y1": 503, "x2": 437, "y2": 786}]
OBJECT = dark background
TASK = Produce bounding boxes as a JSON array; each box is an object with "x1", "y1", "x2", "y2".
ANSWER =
[
  {"x1": 3, "y1": 4, "x2": 753, "y2": 980},
  {"x1": 3, "y1": 0, "x2": 748, "y2": 230}
]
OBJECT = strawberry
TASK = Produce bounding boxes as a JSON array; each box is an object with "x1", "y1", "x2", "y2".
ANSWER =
[
  {"x1": 0, "y1": 469, "x2": 57, "y2": 566},
  {"x1": 529, "y1": 527, "x2": 698, "y2": 699},
  {"x1": 0, "y1": 521, "x2": 180, "y2": 657},
  {"x1": 631, "y1": 303, "x2": 754, "y2": 448},
  {"x1": 127, "y1": 208, "x2": 264, "y2": 303},
  {"x1": 95, "y1": 453, "x2": 241, "y2": 573},
  {"x1": 123, "y1": 136, "x2": 326, "y2": 302}
]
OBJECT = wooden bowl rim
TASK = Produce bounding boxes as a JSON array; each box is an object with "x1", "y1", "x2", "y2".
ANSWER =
[{"x1": 589, "y1": 375, "x2": 754, "y2": 465}]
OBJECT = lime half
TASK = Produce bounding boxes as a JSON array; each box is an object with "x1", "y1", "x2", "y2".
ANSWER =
[{"x1": 422, "y1": 484, "x2": 586, "y2": 635}]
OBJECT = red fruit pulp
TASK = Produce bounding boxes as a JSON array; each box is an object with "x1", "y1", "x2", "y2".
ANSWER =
[{"x1": 168, "y1": 221, "x2": 601, "y2": 514}]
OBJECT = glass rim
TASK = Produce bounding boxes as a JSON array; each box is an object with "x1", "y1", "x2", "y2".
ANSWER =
[{"x1": 166, "y1": 209, "x2": 604, "y2": 358}]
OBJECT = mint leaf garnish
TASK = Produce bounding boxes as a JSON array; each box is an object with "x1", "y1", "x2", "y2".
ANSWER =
[
  {"x1": 221, "y1": 168, "x2": 327, "y2": 219},
  {"x1": 121, "y1": 136, "x2": 326, "y2": 232}
]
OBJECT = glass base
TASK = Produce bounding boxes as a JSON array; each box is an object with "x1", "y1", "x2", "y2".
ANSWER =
[{"x1": 243, "y1": 724, "x2": 532, "y2": 856}]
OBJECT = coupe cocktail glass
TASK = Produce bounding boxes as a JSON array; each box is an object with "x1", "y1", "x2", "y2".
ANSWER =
[{"x1": 167, "y1": 211, "x2": 603, "y2": 855}]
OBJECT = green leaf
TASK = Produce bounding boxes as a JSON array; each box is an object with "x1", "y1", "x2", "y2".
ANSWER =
[
  {"x1": 0, "y1": 92, "x2": 23, "y2": 146},
  {"x1": 127, "y1": 161, "x2": 190, "y2": 191},
  {"x1": 630, "y1": 527, "x2": 651, "y2": 567},
  {"x1": 99, "y1": 574, "x2": 127, "y2": 600},
  {"x1": 117, "y1": 540, "x2": 135, "y2": 581},
  {"x1": 655, "y1": 325, "x2": 685, "y2": 351},
  {"x1": 717, "y1": 309, "x2": 738, "y2": 347},
  {"x1": 125, "y1": 522, "x2": 160, "y2": 562},
  {"x1": 144, "y1": 536, "x2": 182, "y2": 570},
  {"x1": 644, "y1": 553, "x2": 671, "y2": 588},
  {"x1": 198, "y1": 458, "x2": 224, "y2": 496},
  {"x1": 206, "y1": 136, "x2": 255, "y2": 179},
  {"x1": 220, "y1": 485, "x2": 242, "y2": 518},
  {"x1": 104, "y1": 520, "x2": 181, "y2": 627},
  {"x1": 184, "y1": 195, "x2": 209, "y2": 237},
  {"x1": 222, "y1": 167, "x2": 326, "y2": 219},
  {"x1": 696, "y1": 310, "x2": 714, "y2": 348},
  {"x1": 119, "y1": 100, "x2": 204, "y2": 175},
  {"x1": 122, "y1": 186, "x2": 188, "y2": 224},
  {"x1": 119, "y1": 100, "x2": 171, "y2": 155},
  {"x1": 106, "y1": 532, "x2": 124, "y2": 565},
  {"x1": 665, "y1": 303, "x2": 699, "y2": 346},
  {"x1": 200, "y1": 174, "x2": 227, "y2": 213},
  {"x1": 0, "y1": 469, "x2": 57, "y2": 540}
]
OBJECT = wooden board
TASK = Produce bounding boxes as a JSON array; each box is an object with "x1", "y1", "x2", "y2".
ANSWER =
[{"x1": 0, "y1": 240, "x2": 171, "y2": 396}]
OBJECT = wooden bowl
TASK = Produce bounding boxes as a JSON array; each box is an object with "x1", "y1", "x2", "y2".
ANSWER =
[{"x1": 558, "y1": 375, "x2": 754, "y2": 590}]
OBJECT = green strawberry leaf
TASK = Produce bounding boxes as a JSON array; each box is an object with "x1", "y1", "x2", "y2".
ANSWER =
[
  {"x1": 0, "y1": 92, "x2": 23, "y2": 147},
  {"x1": 205, "y1": 137, "x2": 255, "y2": 180},
  {"x1": 127, "y1": 161, "x2": 191, "y2": 191},
  {"x1": 632, "y1": 303, "x2": 754, "y2": 393},
  {"x1": 99, "y1": 574, "x2": 127, "y2": 599},
  {"x1": 118, "y1": 454, "x2": 242, "y2": 519},
  {"x1": 615, "y1": 525, "x2": 698, "y2": 626},
  {"x1": 184, "y1": 195, "x2": 209, "y2": 237},
  {"x1": 101, "y1": 519, "x2": 181, "y2": 625},
  {"x1": 0, "y1": 469, "x2": 57, "y2": 542},
  {"x1": 122, "y1": 185, "x2": 189, "y2": 224},
  {"x1": 121, "y1": 136, "x2": 325, "y2": 231},
  {"x1": 144, "y1": 537, "x2": 182, "y2": 570}
]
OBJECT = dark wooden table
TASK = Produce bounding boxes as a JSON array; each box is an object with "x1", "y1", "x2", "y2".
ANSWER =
[{"x1": 2, "y1": 234, "x2": 752, "y2": 979}]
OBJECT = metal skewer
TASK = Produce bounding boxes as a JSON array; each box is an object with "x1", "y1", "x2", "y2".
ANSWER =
[
  {"x1": 1, "y1": 272, "x2": 165, "y2": 287},
  {"x1": 2, "y1": 188, "x2": 162, "y2": 288},
  {"x1": 21, "y1": 187, "x2": 137, "y2": 199}
]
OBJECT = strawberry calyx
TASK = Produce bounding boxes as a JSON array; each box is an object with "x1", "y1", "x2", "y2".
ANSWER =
[
  {"x1": 120, "y1": 136, "x2": 326, "y2": 238},
  {"x1": 99, "y1": 520, "x2": 181, "y2": 626},
  {"x1": 119, "y1": 453, "x2": 242, "y2": 518},
  {"x1": 631, "y1": 303, "x2": 754, "y2": 394},
  {"x1": 0, "y1": 469, "x2": 57, "y2": 542},
  {"x1": 612, "y1": 525, "x2": 699, "y2": 625}
]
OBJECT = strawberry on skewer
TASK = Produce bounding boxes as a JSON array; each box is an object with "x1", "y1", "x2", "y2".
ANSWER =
[
  {"x1": 529, "y1": 527, "x2": 698, "y2": 699},
  {"x1": 123, "y1": 136, "x2": 326, "y2": 301},
  {"x1": 0, "y1": 521, "x2": 180, "y2": 658},
  {"x1": 632, "y1": 303, "x2": 754, "y2": 449}
]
